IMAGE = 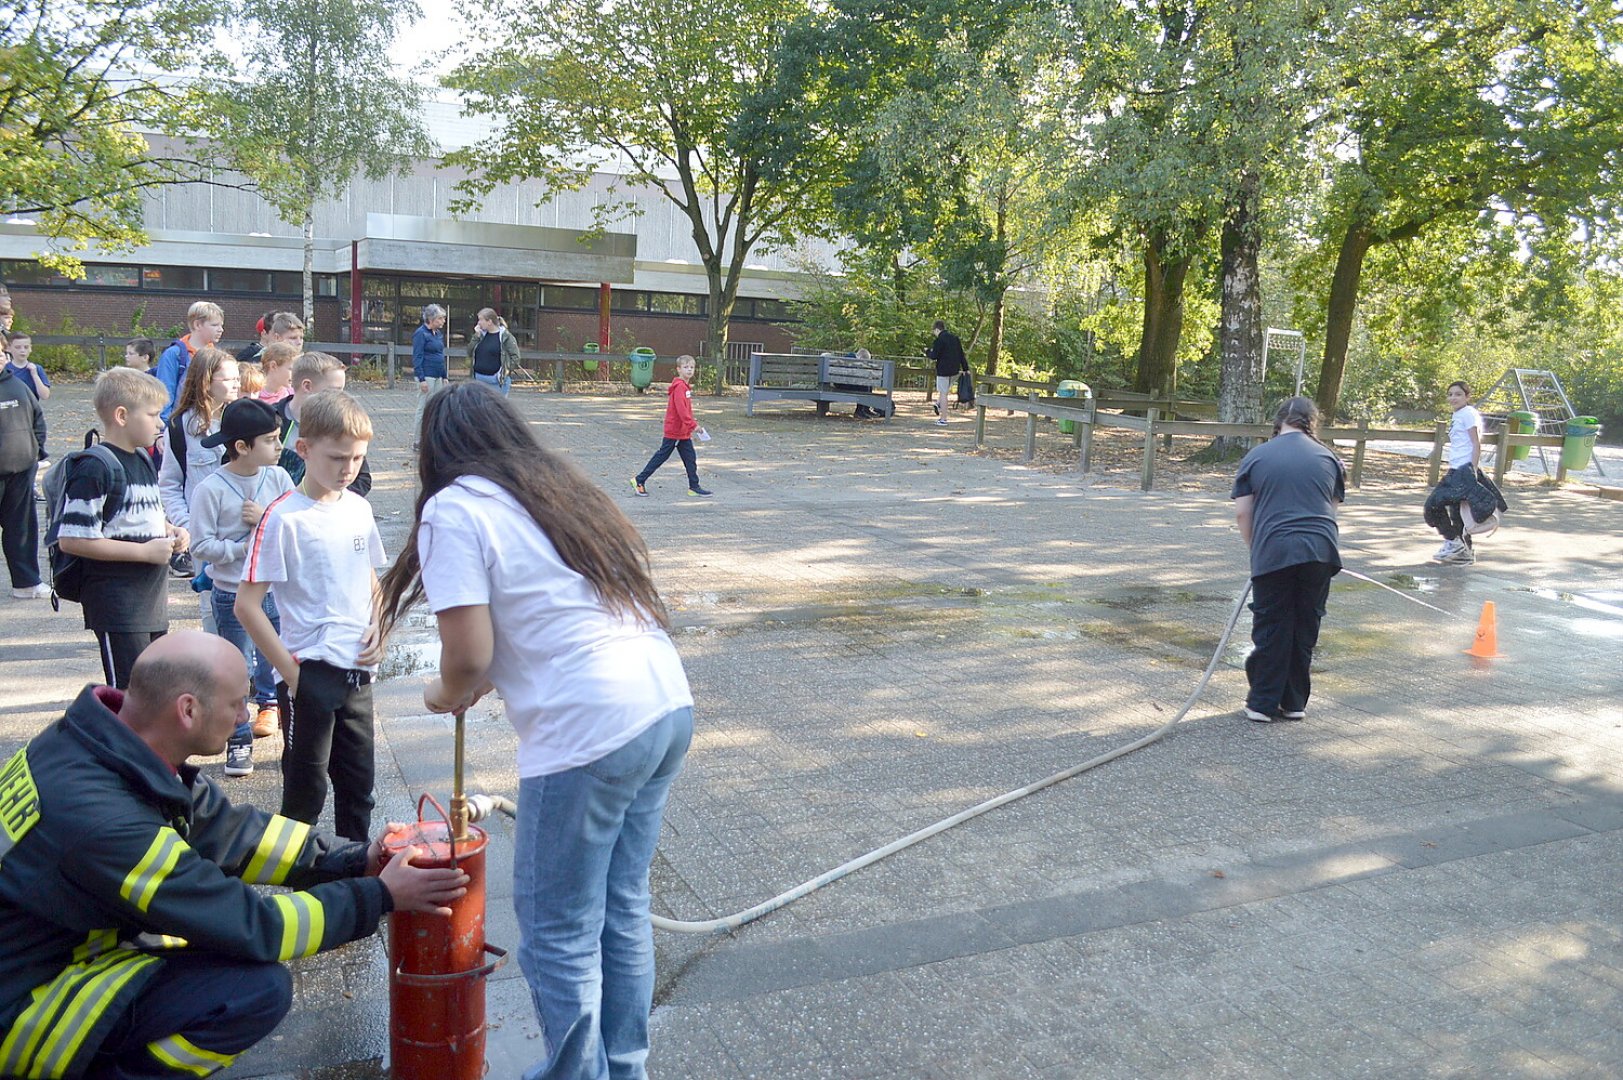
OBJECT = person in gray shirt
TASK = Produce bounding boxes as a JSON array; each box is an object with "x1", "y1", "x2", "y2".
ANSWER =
[{"x1": 1231, "y1": 397, "x2": 1345, "y2": 723}]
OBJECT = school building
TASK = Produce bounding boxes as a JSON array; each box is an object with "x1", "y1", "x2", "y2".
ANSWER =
[{"x1": 0, "y1": 98, "x2": 818, "y2": 359}]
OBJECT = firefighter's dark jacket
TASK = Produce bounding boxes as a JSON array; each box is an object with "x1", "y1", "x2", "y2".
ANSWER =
[{"x1": 0, "y1": 685, "x2": 393, "y2": 1079}]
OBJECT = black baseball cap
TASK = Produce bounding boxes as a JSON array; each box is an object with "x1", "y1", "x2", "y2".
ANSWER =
[{"x1": 201, "y1": 398, "x2": 280, "y2": 449}]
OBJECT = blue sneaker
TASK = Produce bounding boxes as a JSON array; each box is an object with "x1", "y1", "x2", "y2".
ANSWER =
[
  {"x1": 687, "y1": 486, "x2": 713, "y2": 498},
  {"x1": 224, "y1": 738, "x2": 253, "y2": 777}
]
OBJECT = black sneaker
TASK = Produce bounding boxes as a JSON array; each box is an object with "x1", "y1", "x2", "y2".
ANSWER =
[
  {"x1": 932, "y1": 402, "x2": 941, "y2": 416},
  {"x1": 168, "y1": 551, "x2": 195, "y2": 578},
  {"x1": 687, "y1": 486, "x2": 714, "y2": 498},
  {"x1": 224, "y1": 739, "x2": 253, "y2": 777}
]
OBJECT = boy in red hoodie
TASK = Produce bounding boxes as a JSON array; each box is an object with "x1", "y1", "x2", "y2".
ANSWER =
[{"x1": 632, "y1": 354, "x2": 712, "y2": 497}]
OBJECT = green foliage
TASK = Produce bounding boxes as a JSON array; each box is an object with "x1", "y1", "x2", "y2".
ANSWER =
[
  {"x1": 0, "y1": 0, "x2": 224, "y2": 274},
  {"x1": 216, "y1": 0, "x2": 425, "y2": 320},
  {"x1": 12, "y1": 313, "x2": 97, "y2": 376},
  {"x1": 448, "y1": 0, "x2": 835, "y2": 360}
]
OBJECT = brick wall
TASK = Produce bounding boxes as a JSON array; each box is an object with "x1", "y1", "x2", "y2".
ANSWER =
[
  {"x1": 9, "y1": 283, "x2": 794, "y2": 365},
  {"x1": 5, "y1": 287, "x2": 341, "y2": 343}
]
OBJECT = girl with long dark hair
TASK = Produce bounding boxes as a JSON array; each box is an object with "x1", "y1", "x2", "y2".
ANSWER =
[{"x1": 378, "y1": 383, "x2": 692, "y2": 1080}]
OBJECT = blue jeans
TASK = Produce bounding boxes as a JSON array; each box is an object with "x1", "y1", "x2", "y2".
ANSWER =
[
  {"x1": 635, "y1": 439, "x2": 699, "y2": 490},
  {"x1": 514, "y1": 707, "x2": 692, "y2": 1080},
  {"x1": 474, "y1": 371, "x2": 511, "y2": 396},
  {"x1": 211, "y1": 586, "x2": 282, "y2": 742}
]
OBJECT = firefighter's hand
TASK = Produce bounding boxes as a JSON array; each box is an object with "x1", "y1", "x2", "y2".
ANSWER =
[
  {"x1": 365, "y1": 824, "x2": 409, "y2": 876},
  {"x1": 379, "y1": 846, "x2": 469, "y2": 917}
]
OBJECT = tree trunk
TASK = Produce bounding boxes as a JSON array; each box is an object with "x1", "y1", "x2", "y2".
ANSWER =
[
  {"x1": 1133, "y1": 236, "x2": 1188, "y2": 399},
  {"x1": 705, "y1": 270, "x2": 734, "y2": 392},
  {"x1": 301, "y1": 202, "x2": 315, "y2": 331},
  {"x1": 1213, "y1": 172, "x2": 1266, "y2": 456},
  {"x1": 1315, "y1": 222, "x2": 1372, "y2": 421},
  {"x1": 984, "y1": 290, "x2": 1006, "y2": 376}
]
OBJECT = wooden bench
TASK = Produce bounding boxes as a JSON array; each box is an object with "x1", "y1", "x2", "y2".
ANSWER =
[{"x1": 746, "y1": 353, "x2": 895, "y2": 418}]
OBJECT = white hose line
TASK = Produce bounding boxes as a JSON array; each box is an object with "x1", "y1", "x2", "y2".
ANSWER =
[
  {"x1": 467, "y1": 567, "x2": 1455, "y2": 935},
  {"x1": 467, "y1": 583, "x2": 1253, "y2": 936}
]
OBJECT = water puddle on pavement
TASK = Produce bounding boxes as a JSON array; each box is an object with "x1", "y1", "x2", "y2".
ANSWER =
[{"x1": 1506, "y1": 586, "x2": 1623, "y2": 619}]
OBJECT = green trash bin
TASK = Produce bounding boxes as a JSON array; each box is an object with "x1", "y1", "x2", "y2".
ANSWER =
[
  {"x1": 581, "y1": 341, "x2": 599, "y2": 373},
  {"x1": 1561, "y1": 416, "x2": 1601, "y2": 472},
  {"x1": 629, "y1": 347, "x2": 656, "y2": 392},
  {"x1": 1056, "y1": 380, "x2": 1090, "y2": 435},
  {"x1": 1508, "y1": 410, "x2": 1537, "y2": 462}
]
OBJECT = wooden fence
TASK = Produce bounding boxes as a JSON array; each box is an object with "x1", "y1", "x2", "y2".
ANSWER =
[{"x1": 974, "y1": 392, "x2": 1572, "y2": 491}]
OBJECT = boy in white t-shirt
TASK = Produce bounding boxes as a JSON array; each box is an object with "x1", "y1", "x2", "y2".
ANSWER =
[
  {"x1": 1426, "y1": 380, "x2": 1484, "y2": 564},
  {"x1": 236, "y1": 390, "x2": 385, "y2": 841}
]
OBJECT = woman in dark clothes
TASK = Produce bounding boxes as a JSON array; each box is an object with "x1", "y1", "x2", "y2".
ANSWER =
[{"x1": 1230, "y1": 397, "x2": 1346, "y2": 723}]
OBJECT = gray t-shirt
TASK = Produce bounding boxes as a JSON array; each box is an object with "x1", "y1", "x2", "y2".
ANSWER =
[{"x1": 1231, "y1": 432, "x2": 1345, "y2": 578}]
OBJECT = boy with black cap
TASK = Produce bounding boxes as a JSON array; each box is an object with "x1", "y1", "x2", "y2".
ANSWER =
[{"x1": 190, "y1": 398, "x2": 294, "y2": 775}]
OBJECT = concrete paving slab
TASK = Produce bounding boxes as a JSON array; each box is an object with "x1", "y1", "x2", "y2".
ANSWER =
[{"x1": 1, "y1": 383, "x2": 1619, "y2": 1077}]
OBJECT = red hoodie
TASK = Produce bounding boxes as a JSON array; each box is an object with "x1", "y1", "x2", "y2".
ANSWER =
[{"x1": 663, "y1": 376, "x2": 697, "y2": 439}]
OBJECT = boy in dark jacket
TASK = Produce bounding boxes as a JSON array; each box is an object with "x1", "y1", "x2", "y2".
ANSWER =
[
  {"x1": 272, "y1": 351, "x2": 372, "y2": 497},
  {"x1": 0, "y1": 363, "x2": 48, "y2": 598}
]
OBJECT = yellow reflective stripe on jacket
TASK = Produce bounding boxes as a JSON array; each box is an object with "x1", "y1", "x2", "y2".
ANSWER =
[
  {"x1": 0, "y1": 950, "x2": 158, "y2": 1079},
  {"x1": 119, "y1": 828, "x2": 187, "y2": 914},
  {"x1": 0, "y1": 748, "x2": 41, "y2": 867},
  {"x1": 269, "y1": 892, "x2": 326, "y2": 960},
  {"x1": 241, "y1": 815, "x2": 310, "y2": 885},
  {"x1": 147, "y1": 1032, "x2": 238, "y2": 1076},
  {"x1": 0, "y1": 953, "x2": 124, "y2": 1076},
  {"x1": 71, "y1": 928, "x2": 120, "y2": 963}
]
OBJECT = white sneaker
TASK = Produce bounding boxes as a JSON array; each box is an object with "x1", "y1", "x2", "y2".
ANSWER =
[
  {"x1": 11, "y1": 583, "x2": 49, "y2": 600},
  {"x1": 935, "y1": 418, "x2": 949, "y2": 426},
  {"x1": 1432, "y1": 540, "x2": 1461, "y2": 561}
]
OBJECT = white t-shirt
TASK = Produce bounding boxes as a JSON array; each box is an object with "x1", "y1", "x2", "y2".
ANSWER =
[
  {"x1": 244, "y1": 489, "x2": 385, "y2": 669},
  {"x1": 1448, "y1": 405, "x2": 1484, "y2": 468},
  {"x1": 419, "y1": 477, "x2": 692, "y2": 779}
]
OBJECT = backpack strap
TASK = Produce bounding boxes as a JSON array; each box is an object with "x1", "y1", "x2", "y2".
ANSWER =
[
  {"x1": 82, "y1": 443, "x2": 128, "y2": 525},
  {"x1": 167, "y1": 416, "x2": 189, "y2": 482}
]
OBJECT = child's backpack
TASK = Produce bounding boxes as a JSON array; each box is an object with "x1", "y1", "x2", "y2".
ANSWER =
[{"x1": 43, "y1": 430, "x2": 128, "y2": 608}]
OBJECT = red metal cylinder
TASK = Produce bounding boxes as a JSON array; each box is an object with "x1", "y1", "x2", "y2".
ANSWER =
[{"x1": 386, "y1": 819, "x2": 495, "y2": 1080}]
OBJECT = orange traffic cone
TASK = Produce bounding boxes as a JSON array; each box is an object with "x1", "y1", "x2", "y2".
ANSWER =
[{"x1": 1465, "y1": 601, "x2": 1501, "y2": 658}]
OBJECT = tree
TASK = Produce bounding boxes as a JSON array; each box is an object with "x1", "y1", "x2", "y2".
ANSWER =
[
  {"x1": 1055, "y1": 0, "x2": 1230, "y2": 401},
  {"x1": 790, "y1": 1, "x2": 1073, "y2": 374},
  {"x1": 447, "y1": 0, "x2": 836, "y2": 373},
  {"x1": 0, "y1": 0, "x2": 225, "y2": 274},
  {"x1": 1311, "y1": 0, "x2": 1623, "y2": 419},
  {"x1": 219, "y1": 0, "x2": 425, "y2": 325}
]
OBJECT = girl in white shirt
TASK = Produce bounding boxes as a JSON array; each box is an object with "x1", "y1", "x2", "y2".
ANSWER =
[
  {"x1": 378, "y1": 382, "x2": 692, "y2": 1080},
  {"x1": 1425, "y1": 379, "x2": 1485, "y2": 563}
]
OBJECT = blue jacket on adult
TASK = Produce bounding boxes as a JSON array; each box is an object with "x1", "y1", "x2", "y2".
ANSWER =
[
  {"x1": 154, "y1": 338, "x2": 192, "y2": 422},
  {"x1": 412, "y1": 322, "x2": 447, "y2": 381}
]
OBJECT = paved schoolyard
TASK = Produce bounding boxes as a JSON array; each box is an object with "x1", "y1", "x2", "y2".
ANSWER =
[{"x1": 1, "y1": 380, "x2": 1619, "y2": 1078}]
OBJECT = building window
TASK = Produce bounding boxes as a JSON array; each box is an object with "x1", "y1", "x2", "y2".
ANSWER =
[
  {"x1": 207, "y1": 269, "x2": 273, "y2": 293},
  {"x1": 77, "y1": 265, "x2": 139, "y2": 288},
  {"x1": 142, "y1": 267, "x2": 205, "y2": 291},
  {"x1": 648, "y1": 292, "x2": 705, "y2": 316},
  {"x1": 1, "y1": 259, "x2": 61, "y2": 285},
  {"x1": 542, "y1": 285, "x2": 599, "y2": 310}
]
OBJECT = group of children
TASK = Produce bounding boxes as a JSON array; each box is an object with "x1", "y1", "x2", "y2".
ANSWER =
[{"x1": 0, "y1": 294, "x2": 388, "y2": 845}]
